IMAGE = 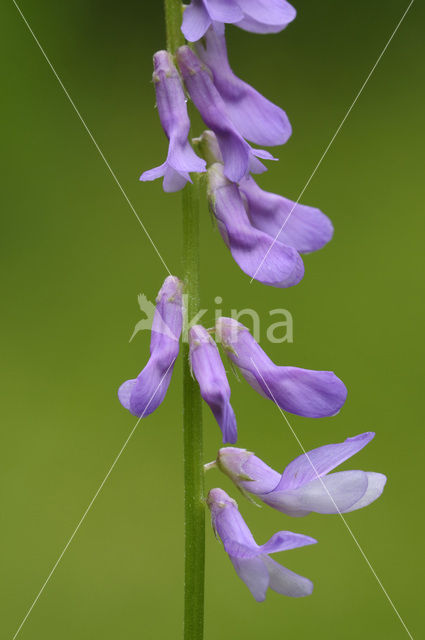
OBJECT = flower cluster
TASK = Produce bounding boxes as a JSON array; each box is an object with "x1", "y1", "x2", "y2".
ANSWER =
[
  {"x1": 118, "y1": 275, "x2": 386, "y2": 599},
  {"x1": 119, "y1": 1, "x2": 387, "y2": 604},
  {"x1": 141, "y1": 9, "x2": 333, "y2": 288}
]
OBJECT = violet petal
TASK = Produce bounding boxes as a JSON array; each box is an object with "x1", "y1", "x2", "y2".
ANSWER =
[
  {"x1": 239, "y1": 175, "x2": 334, "y2": 253},
  {"x1": 181, "y1": 0, "x2": 212, "y2": 42},
  {"x1": 279, "y1": 432, "x2": 376, "y2": 491},
  {"x1": 262, "y1": 556, "x2": 313, "y2": 597},
  {"x1": 176, "y1": 46, "x2": 273, "y2": 182},
  {"x1": 208, "y1": 164, "x2": 304, "y2": 288},
  {"x1": 264, "y1": 470, "x2": 370, "y2": 516},
  {"x1": 343, "y1": 472, "x2": 387, "y2": 512},
  {"x1": 118, "y1": 276, "x2": 183, "y2": 417},
  {"x1": 216, "y1": 317, "x2": 347, "y2": 418},
  {"x1": 196, "y1": 27, "x2": 292, "y2": 146},
  {"x1": 140, "y1": 51, "x2": 205, "y2": 192},
  {"x1": 189, "y1": 325, "x2": 237, "y2": 444},
  {"x1": 230, "y1": 556, "x2": 270, "y2": 602}
]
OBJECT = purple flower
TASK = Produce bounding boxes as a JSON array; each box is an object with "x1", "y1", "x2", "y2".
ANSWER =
[
  {"x1": 216, "y1": 433, "x2": 387, "y2": 516},
  {"x1": 239, "y1": 175, "x2": 334, "y2": 253},
  {"x1": 207, "y1": 488, "x2": 316, "y2": 601},
  {"x1": 182, "y1": 0, "x2": 296, "y2": 42},
  {"x1": 195, "y1": 26, "x2": 292, "y2": 146},
  {"x1": 176, "y1": 46, "x2": 276, "y2": 183},
  {"x1": 216, "y1": 317, "x2": 347, "y2": 417},
  {"x1": 140, "y1": 51, "x2": 206, "y2": 192},
  {"x1": 208, "y1": 163, "x2": 304, "y2": 287},
  {"x1": 189, "y1": 325, "x2": 237, "y2": 443},
  {"x1": 118, "y1": 276, "x2": 183, "y2": 417}
]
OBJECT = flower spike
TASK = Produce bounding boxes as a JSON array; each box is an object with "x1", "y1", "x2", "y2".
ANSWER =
[
  {"x1": 216, "y1": 317, "x2": 347, "y2": 418},
  {"x1": 140, "y1": 51, "x2": 206, "y2": 192},
  {"x1": 216, "y1": 434, "x2": 387, "y2": 516},
  {"x1": 118, "y1": 276, "x2": 183, "y2": 417},
  {"x1": 189, "y1": 325, "x2": 237, "y2": 443},
  {"x1": 207, "y1": 488, "x2": 316, "y2": 601},
  {"x1": 196, "y1": 26, "x2": 292, "y2": 147},
  {"x1": 176, "y1": 46, "x2": 276, "y2": 183}
]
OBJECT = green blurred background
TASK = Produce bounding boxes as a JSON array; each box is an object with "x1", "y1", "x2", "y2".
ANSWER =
[{"x1": 1, "y1": 0, "x2": 423, "y2": 638}]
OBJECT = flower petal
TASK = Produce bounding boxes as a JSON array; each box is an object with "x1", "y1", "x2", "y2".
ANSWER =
[
  {"x1": 278, "y1": 432, "x2": 375, "y2": 490},
  {"x1": 259, "y1": 366, "x2": 348, "y2": 418},
  {"x1": 237, "y1": 0, "x2": 296, "y2": 26},
  {"x1": 235, "y1": 15, "x2": 289, "y2": 33},
  {"x1": 265, "y1": 470, "x2": 369, "y2": 516},
  {"x1": 239, "y1": 175, "x2": 334, "y2": 253},
  {"x1": 196, "y1": 28, "x2": 291, "y2": 146},
  {"x1": 208, "y1": 165, "x2": 304, "y2": 288},
  {"x1": 230, "y1": 556, "x2": 270, "y2": 602},
  {"x1": 118, "y1": 276, "x2": 183, "y2": 418},
  {"x1": 117, "y1": 378, "x2": 136, "y2": 411},
  {"x1": 181, "y1": 0, "x2": 212, "y2": 42},
  {"x1": 190, "y1": 325, "x2": 237, "y2": 443},
  {"x1": 216, "y1": 317, "x2": 347, "y2": 418},
  {"x1": 260, "y1": 531, "x2": 317, "y2": 555},
  {"x1": 262, "y1": 556, "x2": 313, "y2": 597},
  {"x1": 164, "y1": 167, "x2": 191, "y2": 193},
  {"x1": 177, "y1": 46, "x2": 273, "y2": 182},
  {"x1": 206, "y1": 0, "x2": 243, "y2": 22},
  {"x1": 208, "y1": 488, "x2": 258, "y2": 549},
  {"x1": 342, "y1": 472, "x2": 387, "y2": 512},
  {"x1": 126, "y1": 359, "x2": 174, "y2": 417},
  {"x1": 140, "y1": 51, "x2": 205, "y2": 192}
]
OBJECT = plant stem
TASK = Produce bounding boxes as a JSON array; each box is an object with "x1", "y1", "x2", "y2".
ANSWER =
[
  {"x1": 182, "y1": 177, "x2": 205, "y2": 640},
  {"x1": 163, "y1": 2, "x2": 205, "y2": 639},
  {"x1": 164, "y1": 0, "x2": 184, "y2": 52}
]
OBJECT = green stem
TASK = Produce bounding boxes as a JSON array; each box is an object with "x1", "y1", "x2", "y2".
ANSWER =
[
  {"x1": 182, "y1": 178, "x2": 205, "y2": 640},
  {"x1": 164, "y1": 0, "x2": 184, "y2": 52},
  {"x1": 163, "y1": 2, "x2": 205, "y2": 639}
]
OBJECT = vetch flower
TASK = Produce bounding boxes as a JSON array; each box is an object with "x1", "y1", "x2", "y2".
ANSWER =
[
  {"x1": 195, "y1": 129, "x2": 332, "y2": 254},
  {"x1": 189, "y1": 325, "x2": 237, "y2": 443},
  {"x1": 216, "y1": 317, "x2": 347, "y2": 417},
  {"x1": 195, "y1": 26, "x2": 292, "y2": 146},
  {"x1": 239, "y1": 174, "x2": 334, "y2": 253},
  {"x1": 140, "y1": 51, "x2": 206, "y2": 192},
  {"x1": 207, "y1": 488, "x2": 316, "y2": 601},
  {"x1": 118, "y1": 276, "x2": 183, "y2": 417},
  {"x1": 176, "y1": 46, "x2": 276, "y2": 183},
  {"x1": 208, "y1": 163, "x2": 304, "y2": 287},
  {"x1": 182, "y1": 0, "x2": 296, "y2": 42},
  {"x1": 216, "y1": 433, "x2": 387, "y2": 516}
]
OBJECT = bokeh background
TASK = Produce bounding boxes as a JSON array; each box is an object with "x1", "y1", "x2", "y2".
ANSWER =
[{"x1": 1, "y1": 0, "x2": 424, "y2": 638}]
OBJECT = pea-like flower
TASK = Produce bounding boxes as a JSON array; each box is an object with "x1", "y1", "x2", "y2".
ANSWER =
[
  {"x1": 207, "y1": 488, "x2": 316, "y2": 601},
  {"x1": 208, "y1": 163, "x2": 304, "y2": 288},
  {"x1": 140, "y1": 51, "x2": 206, "y2": 192},
  {"x1": 176, "y1": 46, "x2": 276, "y2": 183},
  {"x1": 195, "y1": 26, "x2": 292, "y2": 147},
  {"x1": 118, "y1": 276, "x2": 183, "y2": 417},
  {"x1": 195, "y1": 129, "x2": 332, "y2": 256},
  {"x1": 216, "y1": 433, "x2": 387, "y2": 516},
  {"x1": 182, "y1": 0, "x2": 296, "y2": 42},
  {"x1": 216, "y1": 317, "x2": 347, "y2": 418},
  {"x1": 189, "y1": 325, "x2": 237, "y2": 443},
  {"x1": 239, "y1": 174, "x2": 334, "y2": 254}
]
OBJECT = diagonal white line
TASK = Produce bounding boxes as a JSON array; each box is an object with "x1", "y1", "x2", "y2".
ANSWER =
[
  {"x1": 250, "y1": 0, "x2": 415, "y2": 283},
  {"x1": 250, "y1": 357, "x2": 414, "y2": 640},
  {"x1": 12, "y1": 0, "x2": 172, "y2": 277},
  {"x1": 11, "y1": 357, "x2": 176, "y2": 640}
]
